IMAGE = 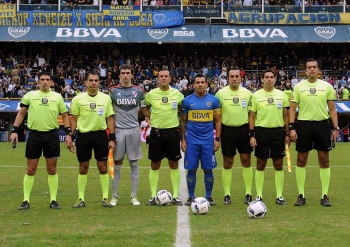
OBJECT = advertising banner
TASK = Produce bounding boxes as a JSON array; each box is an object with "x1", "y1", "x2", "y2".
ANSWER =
[
  {"x1": 0, "y1": 8, "x2": 184, "y2": 28},
  {"x1": 224, "y1": 12, "x2": 350, "y2": 25}
]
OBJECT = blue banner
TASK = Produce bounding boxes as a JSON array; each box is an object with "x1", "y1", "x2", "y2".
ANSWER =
[
  {"x1": 0, "y1": 9, "x2": 184, "y2": 28},
  {"x1": 211, "y1": 25, "x2": 350, "y2": 43}
]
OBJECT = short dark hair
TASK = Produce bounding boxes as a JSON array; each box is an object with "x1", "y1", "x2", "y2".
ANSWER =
[
  {"x1": 261, "y1": 69, "x2": 275, "y2": 78},
  {"x1": 119, "y1": 64, "x2": 133, "y2": 71},
  {"x1": 85, "y1": 71, "x2": 100, "y2": 80},
  {"x1": 38, "y1": 71, "x2": 52, "y2": 80},
  {"x1": 194, "y1": 74, "x2": 207, "y2": 82},
  {"x1": 306, "y1": 58, "x2": 319, "y2": 67}
]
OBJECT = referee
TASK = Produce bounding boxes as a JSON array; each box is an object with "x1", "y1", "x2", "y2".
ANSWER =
[
  {"x1": 249, "y1": 69, "x2": 290, "y2": 205},
  {"x1": 215, "y1": 69, "x2": 253, "y2": 205},
  {"x1": 70, "y1": 72, "x2": 116, "y2": 208},
  {"x1": 10, "y1": 71, "x2": 74, "y2": 210},
  {"x1": 289, "y1": 58, "x2": 339, "y2": 207},
  {"x1": 145, "y1": 69, "x2": 184, "y2": 206}
]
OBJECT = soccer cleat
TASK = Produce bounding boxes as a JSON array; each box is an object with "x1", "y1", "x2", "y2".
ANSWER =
[
  {"x1": 255, "y1": 196, "x2": 263, "y2": 202},
  {"x1": 18, "y1": 201, "x2": 30, "y2": 210},
  {"x1": 130, "y1": 196, "x2": 141, "y2": 206},
  {"x1": 244, "y1": 194, "x2": 252, "y2": 205},
  {"x1": 320, "y1": 194, "x2": 332, "y2": 207},
  {"x1": 110, "y1": 196, "x2": 118, "y2": 207},
  {"x1": 223, "y1": 195, "x2": 231, "y2": 205},
  {"x1": 294, "y1": 194, "x2": 306, "y2": 206},
  {"x1": 275, "y1": 196, "x2": 287, "y2": 206},
  {"x1": 146, "y1": 197, "x2": 157, "y2": 206},
  {"x1": 185, "y1": 197, "x2": 194, "y2": 206},
  {"x1": 206, "y1": 197, "x2": 216, "y2": 206},
  {"x1": 50, "y1": 200, "x2": 62, "y2": 209},
  {"x1": 72, "y1": 198, "x2": 85, "y2": 208},
  {"x1": 102, "y1": 198, "x2": 113, "y2": 207},
  {"x1": 172, "y1": 197, "x2": 183, "y2": 206}
]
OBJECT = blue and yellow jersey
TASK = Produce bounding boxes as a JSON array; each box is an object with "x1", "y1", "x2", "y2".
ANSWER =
[{"x1": 182, "y1": 93, "x2": 221, "y2": 144}]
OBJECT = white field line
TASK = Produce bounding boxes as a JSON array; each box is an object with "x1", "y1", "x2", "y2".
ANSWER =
[{"x1": 174, "y1": 155, "x2": 191, "y2": 247}]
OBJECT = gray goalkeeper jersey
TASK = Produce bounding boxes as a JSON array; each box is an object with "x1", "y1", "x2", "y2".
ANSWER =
[{"x1": 110, "y1": 85, "x2": 146, "y2": 129}]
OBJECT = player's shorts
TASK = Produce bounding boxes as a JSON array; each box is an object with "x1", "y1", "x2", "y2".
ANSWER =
[
  {"x1": 148, "y1": 127, "x2": 181, "y2": 162},
  {"x1": 114, "y1": 127, "x2": 142, "y2": 161},
  {"x1": 254, "y1": 127, "x2": 286, "y2": 159},
  {"x1": 184, "y1": 142, "x2": 217, "y2": 170},
  {"x1": 26, "y1": 130, "x2": 60, "y2": 159},
  {"x1": 296, "y1": 120, "x2": 332, "y2": 152},
  {"x1": 76, "y1": 130, "x2": 108, "y2": 162},
  {"x1": 221, "y1": 124, "x2": 252, "y2": 157}
]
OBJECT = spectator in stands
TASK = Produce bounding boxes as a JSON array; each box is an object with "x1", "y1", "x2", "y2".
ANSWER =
[
  {"x1": 111, "y1": 0, "x2": 119, "y2": 5},
  {"x1": 36, "y1": 54, "x2": 46, "y2": 68},
  {"x1": 17, "y1": 86, "x2": 26, "y2": 98}
]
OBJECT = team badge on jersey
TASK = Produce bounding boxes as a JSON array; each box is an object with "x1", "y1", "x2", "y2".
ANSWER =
[
  {"x1": 98, "y1": 108, "x2": 104, "y2": 116},
  {"x1": 162, "y1": 97, "x2": 168, "y2": 103},
  {"x1": 90, "y1": 103, "x2": 96, "y2": 109},
  {"x1": 233, "y1": 97, "x2": 239, "y2": 104},
  {"x1": 267, "y1": 97, "x2": 274, "y2": 104},
  {"x1": 41, "y1": 98, "x2": 48, "y2": 104},
  {"x1": 132, "y1": 91, "x2": 137, "y2": 98},
  {"x1": 241, "y1": 100, "x2": 247, "y2": 108},
  {"x1": 276, "y1": 101, "x2": 282, "y2": 108},
  {"x1": 310, "y1": 88, "x2": 316, "y2": 94},
  {"x1": 206, "y1": 101, "x2": 212, "y2": 107}
]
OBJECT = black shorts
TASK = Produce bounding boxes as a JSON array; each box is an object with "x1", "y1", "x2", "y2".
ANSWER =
[
  {"x1": 296, "y1": 120, "x2": 332, "y2": 152},
  {"x1": 221, "y1": 124, "x2": 252, "y2": 157},
  {"x1": 148, "y1": 127, "x2": 181, "y2": 162},
  {"x1": 26, "y1": 130, "x2": 60, "y2": 159},
  {"x1": 254, "y1": 127, "x2": 285, "y2": 159},
  {"x1": 76, "y1": 130, "x2": 109, "y2": 162}
]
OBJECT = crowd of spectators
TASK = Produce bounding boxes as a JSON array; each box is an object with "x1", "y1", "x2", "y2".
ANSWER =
[{"x1": 1, "y1": 43, "x2": 350, "y2": 100}]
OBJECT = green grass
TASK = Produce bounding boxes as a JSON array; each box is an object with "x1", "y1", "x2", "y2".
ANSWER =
[{"x1": 0, "y1": 142, "x2": 350, "y2": 247}]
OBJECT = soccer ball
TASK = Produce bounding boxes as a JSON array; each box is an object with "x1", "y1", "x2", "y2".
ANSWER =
[
  {"x1": 155, "y1": 190, "x2": 172, "y2": 206},
  {"x1": 191, "y1": 197, "x2": 210, "y2": 215},
  {"x1": 247, "y1": 200, "x2": 267, "y2": 218}
]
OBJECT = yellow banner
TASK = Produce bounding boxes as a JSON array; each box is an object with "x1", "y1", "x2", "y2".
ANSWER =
[
  {"x1": 103, "y1": 5, "x2": 140, "y2": 16},
  {"x1": 0, "y1": 4, "x2": 16, "y2": 18},
  {"x1": 224, "y1": 12, "x2": 350, "y2": 25}
]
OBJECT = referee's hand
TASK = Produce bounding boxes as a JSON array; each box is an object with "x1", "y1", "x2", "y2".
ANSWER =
[
  {"x1": 65, "y1": 135, "x2": 75, "y2": 153},
  {"x1": 290, "y1": 130, "x2": 297, "y2": 143}
]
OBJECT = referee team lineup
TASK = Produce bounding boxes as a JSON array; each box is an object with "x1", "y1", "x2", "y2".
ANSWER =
[{"x1": 9, "y1": 58, "x2": 339, "y2": 210}]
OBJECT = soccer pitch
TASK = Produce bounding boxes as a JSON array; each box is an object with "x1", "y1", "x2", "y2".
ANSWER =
[{"x1": 1, "y1": 142, "x2": 350, "y2": 247}]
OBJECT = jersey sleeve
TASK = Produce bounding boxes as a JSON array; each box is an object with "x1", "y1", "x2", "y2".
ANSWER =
[
  {"x1": 58, "y1": 94, "x2": 68, "y2": 114},
  {"x1": 139, "y1": 90, "x2": 147, "y2": 108},
  {"x1": 70, "y1": 97, "x2": 79, "y2": 116},
  {"x1": 177, "y1": 91, "x2": 184, "y2": 104},
  {"x1": 21, "y1": 92, "x2": 31, "y2": 106},
  {"x1": 291, "y1": 84, "x2": 300, "y2": 103},
  {"x1": 250, "y1": 94, "x2": 257, "y2": 112},
  {"x1": 181, "y1": 96, "x2": 189, "y2": 114},
  {"x1": 282, "y1": 92, "x2": 290, "y2": 108},
  {"x1": 326, "y1": 84, "x2": 336, "y2": 101},
  {"x1": 105, "y1": 96, "x2": 115, "y2": 117},
  {"x1": 145, "y1": 91, "x2": 152, "y2": 106}
]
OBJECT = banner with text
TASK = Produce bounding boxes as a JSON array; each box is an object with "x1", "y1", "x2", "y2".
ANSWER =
[
  {"x1": 0, "y1": 25, "x2": 350, "y2": 42},
  {"x1": 224, "y1": 12, "x2": 350, "y2": 25},
  {"x1": 211, "y1": 25, "x2": 350, "y2": 43},
  {"x1": 0, "y1": 4, "x2": 16, "y2": 18},
  {"x1": 0, "y1": 9, "x2": 184, "y2": 28}
]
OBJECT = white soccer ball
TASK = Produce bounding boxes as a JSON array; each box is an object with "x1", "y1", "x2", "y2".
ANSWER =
[
  {"x1": 247, "y1": 200, "x2": 267, "y2": 218},
  {"x1": 191, "y1": 197, "x2": 210, "y2": 215},
  {"x1": 155, "y1": 190, "x2": 172, "y2": 206}
]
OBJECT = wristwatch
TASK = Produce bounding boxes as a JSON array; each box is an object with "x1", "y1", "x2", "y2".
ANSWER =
[
  {"x1": 215, "y1": 137, "x2": 221, "y2": 142},
  {"x1": 333, "y1": 127, "x2": 340, "y2": 131}
]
